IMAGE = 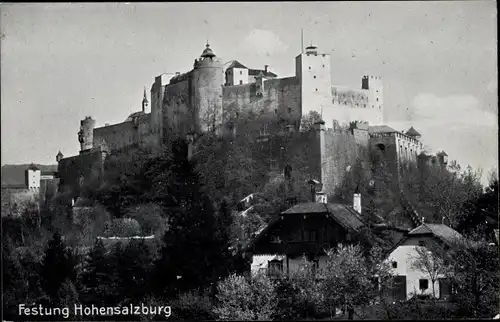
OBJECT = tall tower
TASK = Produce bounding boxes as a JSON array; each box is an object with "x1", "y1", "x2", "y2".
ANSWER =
[
  {"x1": 78, "y1": 116, "x2": 95, "y2": 152},
  {"x1": 142, "y1": 86, "x2": 149, "y2": 113},
  {"x1": 192, "y1": 43, "x2": 224, "y2": 134},
  {"x1": 361, "y1": 75, "x2": 384, "y2": 124},
  {"x1": 295, "y1": 44, "x2": 333, "y2": 122}
]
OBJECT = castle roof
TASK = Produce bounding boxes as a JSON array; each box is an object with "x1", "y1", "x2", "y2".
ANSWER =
[
  {"x1": 405, "y1": 126, "x2": 421, "y2": 137},
  {"x1": 56, "y1": 151, "x2": 64, "y2": 157},
  {"x1": 201, "y1": 43, "x2": 216, "y2": 58},
  {"x1": 227, "y1": 60, "x2": 248, "y2": 69},
  {"x1": 368, "y1": 125, "x2": 398, "y2": 134},
  {"x1": 248, "y1": 68, "x2": 277, "y2": 78},
  {"x1": 125, "y1": 111, "x2": 145, "y2": 122}
]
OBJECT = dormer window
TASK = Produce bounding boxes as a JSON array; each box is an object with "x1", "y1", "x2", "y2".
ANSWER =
[{"x1": 270, "y1": 235, "x2": 281, "y2": 243}]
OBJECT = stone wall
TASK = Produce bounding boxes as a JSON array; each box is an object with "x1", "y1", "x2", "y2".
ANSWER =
[
  {"x1": 163, "y1": 77, "x2": 192, "y2": 141},
  {"x1": 94, "y1": 121, "x2": 136, "y2": 152},
  {"x1": 222, "y1": 76, "x2": 301, "y2": 130},
  {"x1": 57, "y1": 149, "x2": 105, "y2": 197}
]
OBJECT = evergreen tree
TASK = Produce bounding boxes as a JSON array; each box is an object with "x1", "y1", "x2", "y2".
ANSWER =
[
  {"x1": 80, "y1": 239, "x2": 116, "y2": 305},
  {"x1": 154, "y1": 143, "x2": 235, "y2": 298},
  {"x1": 116, "y1": 238, "x2": 154, "y2": 303},
  {"x1": 40, "y1": 232, "x2": 77, "y2": 303}
]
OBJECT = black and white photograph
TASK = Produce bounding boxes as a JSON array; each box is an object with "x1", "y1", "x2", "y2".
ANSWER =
[{"x1": 1, "y1": 2, "x2": 498, "y2": 321}]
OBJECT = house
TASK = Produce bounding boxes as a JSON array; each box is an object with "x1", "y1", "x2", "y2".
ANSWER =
[
  {"x1": 384, "y1": 221, "x2": 464, "y2": 301},
  {"x1": 244, "y1": 193, "x2": 372, "y2": 276}
]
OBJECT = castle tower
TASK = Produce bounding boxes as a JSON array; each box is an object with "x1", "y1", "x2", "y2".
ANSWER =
[
  {"x1": 142, "y1": 86, "x2": 149, "y2": 113},
  {"x1": 295, "y1": 44, "x2": 333, "y2": 124},
  {"x1": 192, "y1": 43, "x2": 224, "y2": 134},
  {"x1": 361, "y1": 75, "x2": 384, "y2": 124},
  {"x1": 56, "y1": 151, "x2": 64, "y2": 163},
  {"x1": 78, "y1": 116, "x2": 95, "y2": 152},
  {"x1": 25, "y1": 164, "x2": 41, "y2": 190}
]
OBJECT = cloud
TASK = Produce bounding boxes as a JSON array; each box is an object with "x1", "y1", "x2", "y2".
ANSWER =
[
  {"x1": 408, "y1": 93, "x2": 496, "y2": 128},
  {"x1": 387, "y1": 93, "x2": 498, "y2": 184},
  {"x1": 238, "y1": 29, "x2": 289, "y2": 57}
]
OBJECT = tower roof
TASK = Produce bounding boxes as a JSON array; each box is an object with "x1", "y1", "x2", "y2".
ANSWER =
[
  {"x1": 405, "y1": 126, "x2": 421, "y2": 137},
  {"x1": 56, "y1": 151, "x2": 63, "y2": 157},
  {"x1": 142, "y1": 87, "x2": 148, "y2": 104},
  {"x1": 27, "y1": 163, "x2": 40, "y2": 171},
  {"x1": 201, "y1": 43, "x2": 216, "y2": 58},
  {"x1": 226, "y1": 60, "x2": 248, "y2": 69}
]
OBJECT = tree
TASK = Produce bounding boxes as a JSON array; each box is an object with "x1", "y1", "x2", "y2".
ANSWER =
[
  {"x1": 410, "y1": 245, "x2": 448, "y2": 299},
  {"x1": 318, "y1": 244, "x2": 381, "y2": 320},
  {"x1": 114, "y1": 238, "x2": 155, "y2": 304},
  {"x1": 153, "y1": 152, "x2": 234, "y2": 298},
  {"x1": 213, "y1": 273, "x2": 276, "y2": 321},
  {"x1": 125, "y1": 203, "x2": 167, "y2": 236},
  {"x1": 80, "y1": 239, "x2": 116, "y2": 305},
  {"x1": 443, "y1": 236, "x2": 499, "y2": 318},
  {"x1": 300, "y1": 111, "x2": 322, "y2": 132},
  {"x1": 2, "y1": 237, "x2": 27, "y2": 319},
  {"x1": 40, "y1": 232, "x2": 78, "y2": 303}
]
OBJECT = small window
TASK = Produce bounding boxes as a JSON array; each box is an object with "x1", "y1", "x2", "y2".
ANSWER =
[
  {"x1": 240, "y1": 71, "x2": 242, "y2": 75},
  {"x1": 372, "y1": 105, "x2": 374, "y2": 108},
  {"x1": 274, "y1": 109, "x2": 277, "y2": 114},
  {"x1": 315, "y1": 88, "x2": 318, "y2": 91},
  {"x1": 392, "y1": 261, "x2": 397, "y2": 268},
  {"x1": 376, "y1": 90, "x2": 379, "y2": 93},
  {"x1": 376, "y1": 98, "x2": 379, "y2": 102},
  {"x1": 309, "y1": 66, "x2": 311, "y2": 70},
  {"x1": 419, "y1": 279, "x2": 429, "y2": 290},
  {"x1": 239, "y1": 80, "x2": 243, "y2": 85},
  {"x1": 322, "y1": 64, "x2": 325, "y2": 67},
  {"x1": 313, "y1": 75, "x2": 316, "y2": 79},
  {"x1": 288, "y1": 107, "x2": 292, "y2": 113},
  {"x1": 418, "y1": 240, "x2": 425, "y2": 247},
  {"x1": 364, "y1": 104, "x2": 366, "y2": 108}
]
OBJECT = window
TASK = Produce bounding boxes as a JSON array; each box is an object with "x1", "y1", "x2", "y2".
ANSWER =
[
  {"x1": 270, "y1": 159, "x2": 277, "y2": 170},
  {"x1": 268, "y1": 260, "x2": 283, "y2": 276},
  {"x1": 419, "y1": 279, "x2": 429, "y2": 290},
  {"x1": 239, "y1": 80, "x2": 243, "y2": 85},
  {"x1": 270, "y1": 235, "x2": 281, "y2": 243},
  {"x1": 376, "y1": 98, "x2": 379, "y2": 102},
  {"x1": 418, "y1": 240, "x2": 426, "y2": 247},
  {"x1": 288, "y1": 107, "x2": 292, "y2": 113},
  {"x1": 313, "y1": 75, "x2": 316, "y2": 79},
  {"x1": 372, "y1": 105, "x2": 374, "y2": 108},
  {"x1": 322, "y1": 64, "x2": 325, "y2": 67},
  {"x1": 315, "y1": 88, "x2": 318, "y2": 91},
  {"x1": 239, "y1": 71, "x2": 242, "y2": 75},
  {"x1": 274, "y1": 109, "x2": 277, "y2": 114},
  {"x1": 305, "y1": 230, "x2": 318, "y2": 241},
  {"x1": 392, "y1": 261, "x2": 398, "y2": 268},
  {"x1": 364, "y1": 104, "x2": 366, "y2": 108},
  {"x1": 309, "y1": 66, "x2": 311, "y2": 70}
]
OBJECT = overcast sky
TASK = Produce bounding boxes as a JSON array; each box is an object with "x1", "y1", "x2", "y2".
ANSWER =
[{"x1": 1, "y1": 2, "x2": 497, "y2": 183}]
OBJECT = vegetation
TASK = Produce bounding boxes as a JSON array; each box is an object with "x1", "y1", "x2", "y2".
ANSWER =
[{"x1": 2, "y1": 121, "x2": 498, "y2": 320}]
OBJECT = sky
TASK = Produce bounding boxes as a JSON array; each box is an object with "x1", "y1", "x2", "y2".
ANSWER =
[{"x1": 1, "y1": 2, "x2": 498, "y2": 184}]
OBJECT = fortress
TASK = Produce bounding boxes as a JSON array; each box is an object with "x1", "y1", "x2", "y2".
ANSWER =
[{"x1": 56, "y1": 43, "x2": 446, "y2": 200}]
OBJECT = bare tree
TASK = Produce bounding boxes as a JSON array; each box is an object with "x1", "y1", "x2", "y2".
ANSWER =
[{"x1": 410, "y1": 245, "x2": 449, "y2": 299}]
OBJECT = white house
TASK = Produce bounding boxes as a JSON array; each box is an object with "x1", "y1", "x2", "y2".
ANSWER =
[{"x1": 385, "y1": 221, "x2": 463, "y2": 301}]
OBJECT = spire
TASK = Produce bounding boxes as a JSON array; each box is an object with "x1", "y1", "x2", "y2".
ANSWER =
[
  {"x1": 142, "y1": 86, "x2": 148, "y2": 112},
  {"x1": 301, "y1": 28, "x2": 304, "y2": 53}
]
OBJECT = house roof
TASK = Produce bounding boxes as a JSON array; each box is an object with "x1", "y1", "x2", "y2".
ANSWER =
[
  {"x1": 227, "y1": 60, "x2": 248, "y2": 70},
  {"x1": 245, "y1": 202, "x2": 366, "y2": 252},
  {"x1": 409, "y1": 223, "x2": 464, "y2": 246},
  {"x1": 405, "y1": 126, "x2": 421, "y2": 137},
  {"x1": 248, "y1": 69, "x2": 278, "y2": 78},
  {"x1": 368, "y1": 125, "x2": 398, "y2": 134}
]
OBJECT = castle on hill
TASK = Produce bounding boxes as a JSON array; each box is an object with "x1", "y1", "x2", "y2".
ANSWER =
[{"x1": 55, "y1": 43, "x2": 447, "y2": 202}]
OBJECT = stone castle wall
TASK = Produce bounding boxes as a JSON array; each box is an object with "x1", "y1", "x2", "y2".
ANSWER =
[{"x1": 57, "y1": 149, "x2": 105, "y2": 196}]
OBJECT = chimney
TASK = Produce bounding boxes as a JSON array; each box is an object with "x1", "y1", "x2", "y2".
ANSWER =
[
  {"x1": 353, "y1": 193, "x2": 361, "y2": 214},
  {"x1": 315, "y1": 191, "x2": 327, "y2": 204},
  {"x1": 175, "y1": 72, "x2": 180, "y2": 76},
  {"x1": 264, "y1": 65, "x2": 269, "y2": 73}
]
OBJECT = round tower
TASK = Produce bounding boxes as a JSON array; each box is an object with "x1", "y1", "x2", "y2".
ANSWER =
[
  {"x1": 78, "y1": 116, "x2": 95, "y2": 151},
  {"x1": 191, "y1": 43, "x2": 224, "y2": 134}
]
